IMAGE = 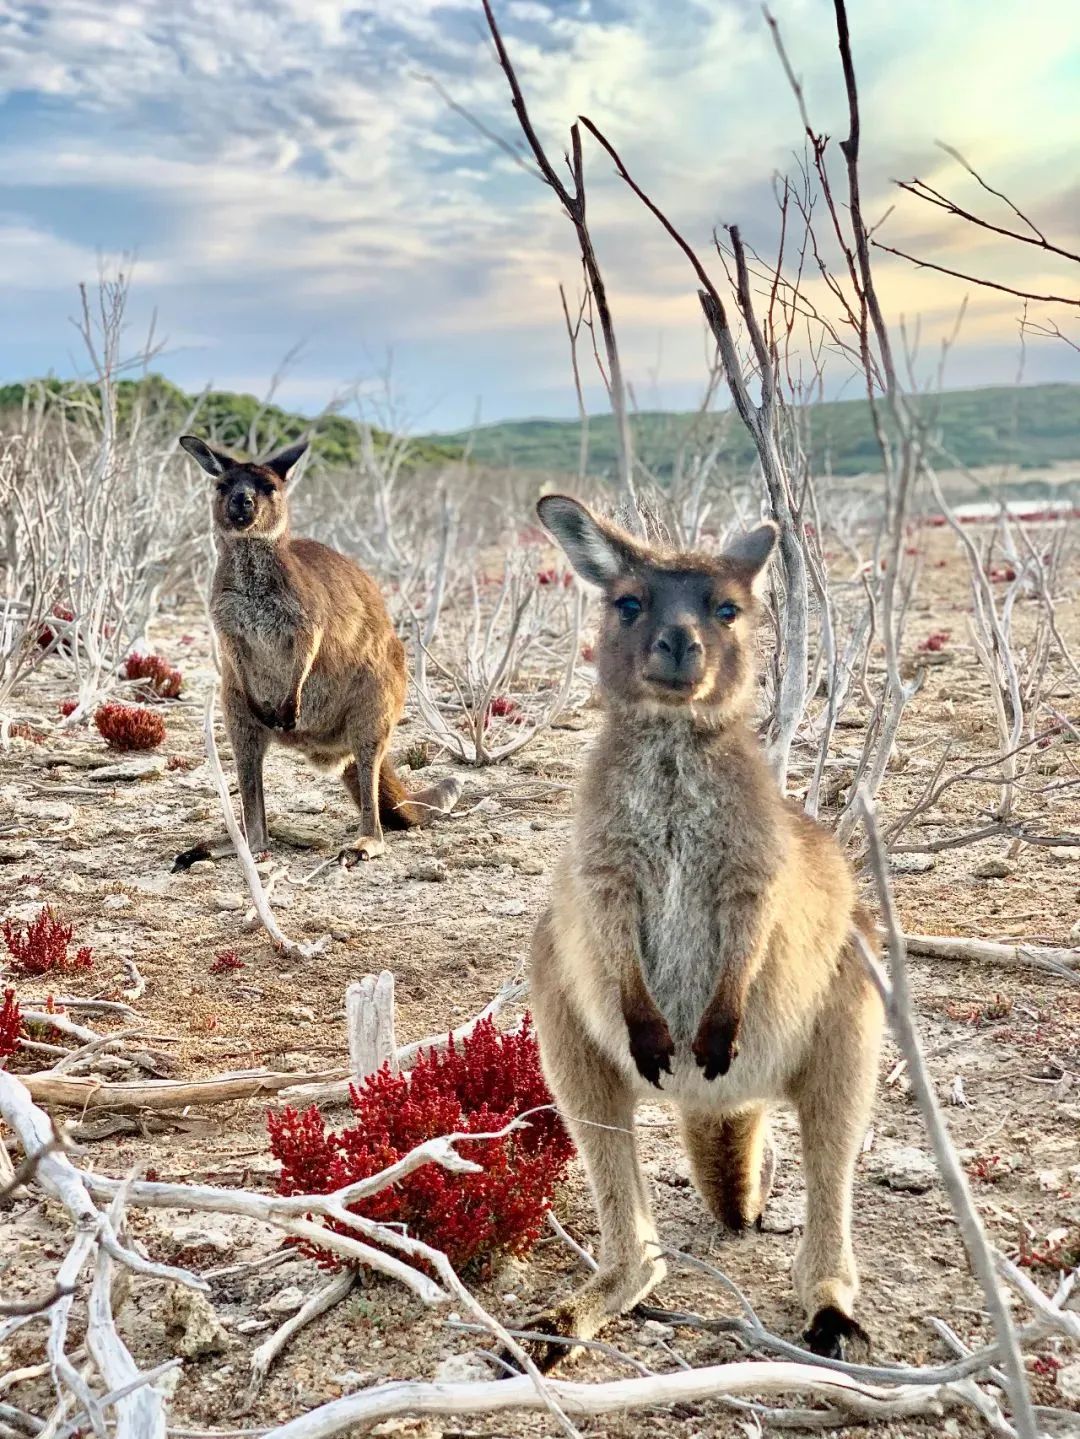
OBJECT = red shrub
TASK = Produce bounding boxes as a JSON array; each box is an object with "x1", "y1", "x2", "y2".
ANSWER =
[
  {"x1": 121, "y1": 652, "x2": 183, "y2": 699},
  {"x1": 537, "y1": 568, "x2": 574, "y2": 588},
  {"x1": 267, "y1": 1016, "x2": 573, "y2": 1274},
  {"x1": 989, "y1": 565, "x2": 1017, "y2": 583},
  {"x1": 58, "y1": 700, "x2": 78, "y2": 718},
  {"x1": 37, "y1": 605, "x2": 75, "y2": 651},
  {"x1": 919, "y1": 631, "x2": 951, "y2": 652},
  {"x1": 2, "y1": 908, "x2": 93, "y2": 977},
  {"x1": 485, "y1": 695, "x2": 525, "y2": 727},
  {"x1": 210, "y1": 949, "x2": 246, "y2": 973},
  {"x1": 94, "y1": 703, "x2": 166, "y2": 751},
  {"x1": 9, "y1": 723, "x2": 46, "y2": 744},
  {"x1": 0, "y1": 989, "x2": 22, "y2": 1059}
]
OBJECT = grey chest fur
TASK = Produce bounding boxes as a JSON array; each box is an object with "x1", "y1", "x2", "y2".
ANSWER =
[{"x1": 620, "y1": 737, "x2": 730, "y2": 1041}]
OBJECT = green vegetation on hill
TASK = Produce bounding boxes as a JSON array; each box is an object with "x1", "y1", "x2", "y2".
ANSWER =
[
  {"x1": 0, "y1": 375, "x2": 460, "y2": 471},
  {"x1": 426, "y1": 383, "x2": 1080, "y2": 477}
]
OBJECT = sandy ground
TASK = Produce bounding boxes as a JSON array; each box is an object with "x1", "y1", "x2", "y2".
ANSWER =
[{"x1": 1, "y1": 521, "x2": 1078, "y2": 1437}]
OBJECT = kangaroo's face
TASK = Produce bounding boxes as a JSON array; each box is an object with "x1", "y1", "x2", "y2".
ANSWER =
[
  {"x1": 538, "y1": 495, "x2": 777, "y2": 718},
  {"x1": 179, "y1": 436, "x2": 308, "y2": 541}
]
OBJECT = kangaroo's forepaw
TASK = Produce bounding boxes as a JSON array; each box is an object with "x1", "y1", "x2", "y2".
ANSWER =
[
  {"x1": 626, "y1": 1015, "x2": 675, "y2": 1089},
  {"x1": 804, "y1": 1306, "x2": 871, "y2": 1362},
  {"x1": 340, "y1": 836, "x2": 386, "y2": 866},
  {"x1": 497, "y1": 1305, "x2": 580, "y2": 1377},
  {"x1": 276, "y1": 697, "x2": 299, "y2": 732},
  {"x1": 692, "y1": 1012, "x2": 740, "y2": 1080}
]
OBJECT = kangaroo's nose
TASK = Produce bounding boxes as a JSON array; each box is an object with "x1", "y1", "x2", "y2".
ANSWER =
[
  {"x1": 228, "y1": 492, "x2": 255, "y2": 523},
  {"x1": 653, "y1": 626, "x2": 702, "y2": 667}
]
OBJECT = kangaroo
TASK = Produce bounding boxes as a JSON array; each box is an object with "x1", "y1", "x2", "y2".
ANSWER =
[
  {"x1": 173, "y1": 436, "x2": 461, "y2": 870},
  {"x1": 521, "y1": 495, "x2": 882, "y2": 1371}
]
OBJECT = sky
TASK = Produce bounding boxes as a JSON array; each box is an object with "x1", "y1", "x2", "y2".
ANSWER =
[{"x1": 0, "y1": 0, "x2": 1078, "y2": 432}]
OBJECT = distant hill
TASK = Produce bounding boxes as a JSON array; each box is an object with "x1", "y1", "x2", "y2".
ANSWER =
[
  {"x1": 0, "y1": 375, "x2": 460, "y2": 471},
  {"x1": 426, "y1": 383, "x2": 1080, "y2": 478}
]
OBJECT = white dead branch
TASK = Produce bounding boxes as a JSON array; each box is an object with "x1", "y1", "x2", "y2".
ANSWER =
[
  {"x1": 203, "y1": 687, "x2": 328, "y2": 961},
  {"x1": 902, "y1": 932, "x2": 1079, "y2": 985},
  {"x1": 346, "y1": 971, "x2": 398, "y2": 1081},
  {"x1": 854, "y1": 790, "x2": 1040, "y2": 1439},
  {"x1": 243, "y1": 1270, "x2": 356, "y2": 1410}
]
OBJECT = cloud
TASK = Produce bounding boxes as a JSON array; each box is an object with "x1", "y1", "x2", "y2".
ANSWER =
[{"x1": 0, "y1": 0, "x2": 1077, "y2": 426}]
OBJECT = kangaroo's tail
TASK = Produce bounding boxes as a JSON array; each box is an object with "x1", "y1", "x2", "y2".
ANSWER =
[{"x1": 378, "y1": 757, "x2": 462, "y2": 830}]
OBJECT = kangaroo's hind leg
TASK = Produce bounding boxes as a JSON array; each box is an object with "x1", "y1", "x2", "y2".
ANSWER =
[
  {"x1": 788, "y1": 935, "x2": 882, "y2": 1360},
  {"x1": 340, "y1": 731, "x2": 391, "y2": 863},
  {"x1": 514, "y1": 911, "x2": 665, "y2": 1373},
  {"x1": 680, "y1": 1104, "x2": 775, "y2": 1232},
  {"x1": 174, "y1": 688, "x2": 271, "y2": 869}
]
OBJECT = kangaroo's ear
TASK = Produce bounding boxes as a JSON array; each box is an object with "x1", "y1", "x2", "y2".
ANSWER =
[
  {"x1": 536, "y1": 494, "x2": 640, "y2": 588},
  {"x1": 264, "y1": 440, "x2": 308, "y2": 481},
  {"x1": 723, "y1": 520, "x2": 779, "y2": 592},
  {"x1": 179, "y1": 435, "x2": 234, "y2": 477}
]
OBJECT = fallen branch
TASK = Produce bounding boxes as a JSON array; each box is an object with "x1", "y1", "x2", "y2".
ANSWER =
[
  {"x1": 902, "y1": 932, "x2": 1079, "y2": 985},
  {"x1": 203, "y1": 687, "x2": 328, "y2": 961},
  {"x1": 242, "y1": 1271, "x2": 356, "y2": 1410}
]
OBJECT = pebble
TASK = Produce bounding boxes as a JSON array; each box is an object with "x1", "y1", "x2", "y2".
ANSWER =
[
  {"x1": 187, "y1": 858, "x2": 217, "y2": 875},
  {"x1": 167, "y1": 1225, "x2": 234, "y2": 1254},
  {"x1": 26, "y1": 801, "x2": 74, "y2": 823},
  {"x1": 1058, "y1": 1360, "x2": 1080, "y2": 1402},
  {"x1": 89, "y1": 756, "x2": 166, "y2": 782},
  {"x1": 889, "y1": 853, "x2": 936, "y2": 874},
  {"x1": 210, "y1": 892, "x2": 245, "y2": 912},
  {"x1": 235, "y1": 1318, "x2": 273, "y2": 1335},
  {"x1": 641, "y1": 1318, "x2": 673, "y2": 1339},
  {"x1": 164, "y1": 1287, "x2": 230, "y2": 1357},
  {"x1": 332, "y1": 1370, "x2": 375, "y2": 1391},
  {"x1": 971, "y1": 858, "x2": 1015, "y2": 879},
  {"x1": 289, "y1": 791, "x2": 327, "y2": 815},
  {"x1": 432, "y1": 1353, "x2": 491, "y2": 1384},
  {"x1": 484, "y1": 899, "x2": 525, "y2": 917},
  {"x1": 407, "y1": 860, "x2": 447, "y2": 883},
  {"x1": 0, "y1": 842, "x2": 34, "y2": 864},
  {"x1": 874, "y1": 1145, "x2": 937, "y2": 1193},
  {"x1": 760, "y1": 1194, "x2": 806, "y2": 1234},
  {"x1": 103, "y1": 893, "x2": 132, "y2": 910},
  {"x1": 260, "y1": 1285, "x2": 305, "y2": 1315},
  {"x1": 1048, "y1": 847, "x2": 1078, "y2": 863}
]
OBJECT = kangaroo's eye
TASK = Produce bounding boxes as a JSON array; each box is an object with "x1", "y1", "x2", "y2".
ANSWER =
[
  {"x1": 715, "y1": 600, "x2": 739, "y2": 623},
  {"x1": 614, "y1": 595, "x2": 642, "y2": 621}
]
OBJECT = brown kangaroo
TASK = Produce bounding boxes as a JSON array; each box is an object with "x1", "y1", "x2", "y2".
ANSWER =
[
  {"x1": 522, "y1": 495, "x2": 882, "y2": 1370},
  {"x1": 173, "y1": 436, "x2": 460, "y2": 870}
]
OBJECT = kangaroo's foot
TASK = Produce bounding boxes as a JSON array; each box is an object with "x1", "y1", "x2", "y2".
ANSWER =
[{"x1": 339, "y1": 835, "x2": 386, "y2": 865}]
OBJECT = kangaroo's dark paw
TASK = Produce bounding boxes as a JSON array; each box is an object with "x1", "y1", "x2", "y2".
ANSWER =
[
  {"x1": 626, "y1": 1015, "x2": 675, "y2": 1089},
  {"x1": 692, "y1": 1012, "x2": 740, "y2": 1080},
  {"x1": 173, "y1": 842, "x2": 212, "y2": 873},
  {"x1": 497, "y1": 1307, "x2": 580, "y2": 1377},
  {"x1": 804, "y1": 1306, "x2": 871, "y2": 1362},
  {"x1": 248, "y1": 698, "x2": 281, "y2": 729},
  {"x1": 276, "y1": 697, "x2": 299, "y2": 732}
]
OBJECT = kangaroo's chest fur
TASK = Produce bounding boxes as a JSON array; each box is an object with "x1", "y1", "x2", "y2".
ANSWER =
[
  {"x1": 213, "y1": 541, "x2": 304, "y2": 686},
  {"x1": 587, "y1": 719, "x2": 782, "y2": 1040}
]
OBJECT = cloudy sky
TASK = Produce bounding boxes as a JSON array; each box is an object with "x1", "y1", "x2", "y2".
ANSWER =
[{"x1": 1, "y1": 0, "x2": 1078, "y2": 431}]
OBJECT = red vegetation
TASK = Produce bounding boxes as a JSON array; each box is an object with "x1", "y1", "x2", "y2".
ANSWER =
[
  {"x1": 919, "y1": 631, "x2": 951, "y2": 652},
  {"x1": 580, "y1": 643, "x2": 596, "y2": 664},
  {"x1": 166, "y1": 754, "x2": 199, "y2": 772},
  {"x1": 1031, "y1": 1354, "x2": 1062, "y2": 1378},
  {"x1": 37, "y1": 605, "x2": 75, "y2": 651},
  {"x1": 537, "y1": 568, "x2": 574, "y2": 588},
  {"x1": 989, "y1": 565, "x2": 1018, "y2": 583},
  {"x1": 966, "y1": 1153, "x2": 1005, "y2": 1185},
  {"x1": 94, "y1": 702, "x2": 166, "y2": 751},
  {"x1": 268, "y1": 1016, "x2": 574, "y2": 1273},
  {"x1": 485, "y1": 695, "x2": 525, "y2": 726},
  {"x1": 0, "y1": 989, "x2": 22, "y2": 1060},
  {"x1": 58, "y1": 700, "x2": 78, "y2": 718},
  {"x1": 121, "y1": 652, "x2": 183, "y2": 699},
  {"x1": 1017, "y1": 1225, "x2": 1080, "y2": 1274},
  {"x1": 9, "y1": 723, "x2": 46, "y2": 744},
  {"x1": 2, "y1": 908, "x2": 93, "y2": 977},
  {"x1": 210, "y1": 949, "x2": 246, "y2": 974}
]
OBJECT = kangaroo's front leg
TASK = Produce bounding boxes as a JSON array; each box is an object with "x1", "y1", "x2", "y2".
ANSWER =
[
  {"x1": 275, "y1": 623, "x2": 321, "y2": 731},
  {"x1": 517, "y1": 912, "x2": 666, "y2": 1372},
  {"x1": 693, "y1": 891, "x2": 769, "y2": 1080}
]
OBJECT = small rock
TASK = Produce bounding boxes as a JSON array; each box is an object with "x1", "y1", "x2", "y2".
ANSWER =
[
  {"x1": 517, "y1": 858, "x2": 545, "y2": 876},
  {"x1": 971, "y1": 858, "x2": 1015, "y2": 880},
  {"x1": 164, "y1": 1287, "x2": 230, "y2": 1357},
  {"x1": 1048, "y1": 847, "x2": 1078, "y2": 863},
  {"x1": 103, "y1": 893, "x2": 131, "y2": 910},
  {"x1": 269, "y1": 820, "x2": 330, "y2": 850},
  {"x1": 167, "y1": 1225, "x2": 234, "y2": 1254},
  {"x1": 235, "y1": 1317, "x2": 273, "y2": 1335},
  {"x1": 332, "y1": 1370, "x2": 374, "y2": 1391},
  {"x1": 432, "y1": 1353, "x2": 491, "y2": 1384},
  {"x1": 875, "y1": 1146, "x2": 937, "y2": 1193},
  {"x1": 641, "y1": 1318, "x2": 673, "y2": 1339},
  {"x1": 27, "y1": 801, "x2": 75, "y2": 823},
  {"x1": 57, "y1": 875, "x2": 85, "y2": 893},
  {"x1": 484, "y1": 899, "x2": 526, "y2": 917},
  {"x1": 889, "y1": 853, "x2": 936, "y2": 875},
  {"x1": 0, "y1": 842, "x2": 33, "y2": 864},
  {"x1": 260, "y1": 1285, "x2": 305, "y2": 1315},
  {"x1": 1037, "y1": 1169, "x2": 1062, "y2": 1193},
  {"x1": 407, "y1": 860, "x2": 447, "y2": 883},
  {"x1": 1058, "y1": 1360, "x2": 1080, "y2": 1402},
  {"x1": 289, "y1": 791, "x2": 327, "y2": 815},
  {"x1": 255, "y1": 860, "x2": 274, "y2": 878},
  {"x1": 286, "y1": 1005, "x2": 316, "y2": 1023},
  {"x1": 760, "y1": 1194, "x2": 806, "y2": 1233},
  {"x1": 210, "y1": 892, "x2": 245, "y2": 912},
  {"x1": 187, "y1": 859, "x2": 217, "y2": 875},
  {"x1": 89, "y1": 756, "x2": 166, "y2": 782}
]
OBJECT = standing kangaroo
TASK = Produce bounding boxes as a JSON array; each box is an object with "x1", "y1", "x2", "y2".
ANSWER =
[
  {"x1": 173, "y1": 436, "x2": 460, "y2": 869},
  {"x1": 524, "y1": 495, "x2": 882, "y2": 1370}
]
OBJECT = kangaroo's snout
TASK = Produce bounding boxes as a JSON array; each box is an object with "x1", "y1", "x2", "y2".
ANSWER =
[
  {"x1": 226, "y1": 489, "x2": 256, "y2": 527},
  {"x1": 647, "y1": 623, "x2": 704, "y2": 687}
]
